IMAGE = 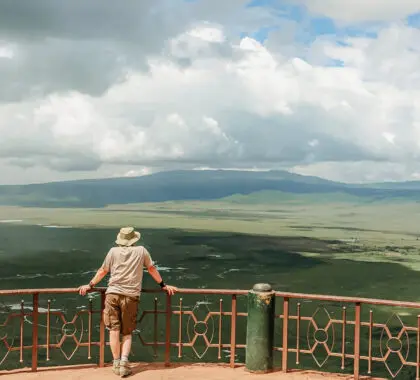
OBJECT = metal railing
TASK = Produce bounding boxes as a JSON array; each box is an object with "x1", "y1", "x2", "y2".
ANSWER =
[
  {"x1": 274, "y1": 291, "x2": 420, "y2": 379},
  {"x1": 0, "y1": 288, "x2": 247, "y2": 372},
  {"x1": 1, "y1": 287, "x2": 420, "y2": 379}
]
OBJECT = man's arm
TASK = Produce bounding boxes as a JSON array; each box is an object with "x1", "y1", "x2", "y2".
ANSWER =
[
  {"x1": 90, "y1": 267, "x2": 109, "y2": 287},
  {"x1": 147, "y1": 265, "x2": 177, "y2": 295},
  {"x1": 78, "y1": 267, "x2": 109, "y2": 296},
  {"x1": 147, "y1": 265, "x2": 163, "y2": 283},
  {"x1": 79, "y1": 250, "x2": 112, "y2": 296},
  {"x1": 144, "y1": 248, "x2": 177, "y2": 296}
]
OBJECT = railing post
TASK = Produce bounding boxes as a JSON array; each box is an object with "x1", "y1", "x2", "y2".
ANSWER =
[
  {"x1": 165, "y1": 292, "x2": 172, "y2": 367},
  {"x1": 230, "y1": 294, "x2": 237, "y2": 368},
  {"x1": 417, "y1": 315, "x2": 420, "y2": 380},
  {"x1": 354, "y1": 302, "x2": 361, "y2": 380},
  {"x1": 20, "y1": 300, "x2": 24, "y2": 363},
  {"x1": 245, "y1": 284, "x2": 275, "y2": 373},
  {"x1": 31, "y1": 293, "x2": 39, "y2": 372},
  {"x1": 99, "y1": 292, "x2": 105, "y2": 367},
  {"x1": 282, "y1": 297, "x2": 289, "y2": 372}
]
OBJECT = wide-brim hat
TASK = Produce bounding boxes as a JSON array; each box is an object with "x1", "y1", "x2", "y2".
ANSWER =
[{"x1": 116, "y1": 227, "x2": 141, "y2": 247}]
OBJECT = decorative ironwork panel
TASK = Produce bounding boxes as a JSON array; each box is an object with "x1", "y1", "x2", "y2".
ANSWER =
[
  {"x1": 0, "y1": 313, "x2": 15, "y2": 366},
  {"x1": 135, "y1": 294, "x2": 247, "y2": 365},
  {"x1": 307, "y1": 306, "x2": 335, "y2": 368},
  {"x1": 0, "y1": 295, "x2": 103, "y2": 371},
  {"x1": 274, "y1": 296, "x2": 420, "y2": 379}
]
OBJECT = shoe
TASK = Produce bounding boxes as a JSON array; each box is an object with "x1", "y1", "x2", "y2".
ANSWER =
[
  {"x1": 119, "y1": 360, "x2": 132, "y2": 378},
  {"x1": 112, "y1": 359, "x2": 120, "y2": 375}
]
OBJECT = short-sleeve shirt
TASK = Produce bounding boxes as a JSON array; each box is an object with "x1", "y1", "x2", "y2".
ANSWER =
[{"x1": 102, "y1": 245, "x2": 153, "y2": 298}]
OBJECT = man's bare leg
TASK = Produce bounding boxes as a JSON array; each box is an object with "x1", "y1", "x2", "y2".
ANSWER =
[
  {"x1": 109, "y1": 330, "x2": 121, "y2": 375},
  {"x1": 109, "y1": 330, "x2": 121, "y2": 359},
  {"x1": 121, "y1": 334, "x2": 132, "y2": 359},
  {"x1": 120, "y1": 334, "x2": 133, "y2": 377}
]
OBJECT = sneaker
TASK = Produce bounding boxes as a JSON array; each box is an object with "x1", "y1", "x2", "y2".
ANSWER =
[
  {"x1": 119, "y1": 360, "x2": 132, "y2": 378},
  {"x1": 112, "y1": 359, "x2": 120, "y2": 375}
]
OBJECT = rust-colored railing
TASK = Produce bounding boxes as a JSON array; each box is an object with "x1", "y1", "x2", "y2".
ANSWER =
[
  {"x1": 1, "y1": 287, "x2": 420, "y2": 379},
  {"x1": 0, "y1": 288, "x2": 108, "y2": 371},
  {"x1": 274, "y1": 291, "x2": 420, "y2": 379},
  {"x1": 0, "y1": 287, "x2": 247, "y2": 372}
]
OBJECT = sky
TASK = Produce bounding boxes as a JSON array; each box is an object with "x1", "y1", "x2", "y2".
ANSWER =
[{"x1": 1, "y1": 0, "x2": 420, "y2": 185}]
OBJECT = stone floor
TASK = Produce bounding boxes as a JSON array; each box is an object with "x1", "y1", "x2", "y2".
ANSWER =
[{"x1": 0, "y1": 363, "x2": 383, "y2": 379}]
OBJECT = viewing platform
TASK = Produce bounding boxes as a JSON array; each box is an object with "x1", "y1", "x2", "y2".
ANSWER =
[
  {"x1": 2, "y1": 363, "x2": 383, "y2": 379},
  {"x1": 0, "y1": 286, "x2": 418, "y2": 379}
]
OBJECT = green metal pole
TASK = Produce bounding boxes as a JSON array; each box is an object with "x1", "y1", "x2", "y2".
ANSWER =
[{"x1": 245, "y1": 283, "x2": 275, "y2": 373}]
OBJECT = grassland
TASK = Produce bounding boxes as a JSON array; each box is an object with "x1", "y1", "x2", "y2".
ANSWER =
[{"x1": 2, "y1": 199, "x2": 420, "y2": 271}]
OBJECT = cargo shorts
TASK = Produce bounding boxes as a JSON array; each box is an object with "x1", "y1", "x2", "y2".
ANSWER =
[{"x1": 103, "y1": 293, "x2": 139, "y2": 335}]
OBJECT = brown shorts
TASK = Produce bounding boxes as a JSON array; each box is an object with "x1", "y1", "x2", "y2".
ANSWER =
[{"x1": 103, "y1": 293, "x2": 139, "y2": 335}]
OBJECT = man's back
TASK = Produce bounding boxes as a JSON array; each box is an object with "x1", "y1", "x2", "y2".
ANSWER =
[{"x1": 103, "y1": 245, "x2": 153, "y2": 298}]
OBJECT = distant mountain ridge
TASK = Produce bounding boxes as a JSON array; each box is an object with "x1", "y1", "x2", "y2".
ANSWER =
[{"x1": 0, "y1": 169, "x2": 419, "y2": 208}]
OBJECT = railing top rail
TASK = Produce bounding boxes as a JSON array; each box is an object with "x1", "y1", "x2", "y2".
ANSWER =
[
  {"x1": 275, "y1": 291, "x2": 420, "y2": 309},
  {"x1": 0, "y1": 287, "x2": 419, "y2": 309},
  {"x1": 0, "y1": 287, "x2": 249, "y2": 296}
]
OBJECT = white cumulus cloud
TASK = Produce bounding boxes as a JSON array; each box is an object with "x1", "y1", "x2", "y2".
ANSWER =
[
  {"x1": 293, "y1": 0, "x2": 420, "y2": 23},
  {"x1": 0, "y1": 1, "x2": 420, "y2": 184}
]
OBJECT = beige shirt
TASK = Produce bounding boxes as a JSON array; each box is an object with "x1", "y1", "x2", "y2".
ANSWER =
[{"x1": 102, "y1": 245, "x2": 154, "y2": 298}]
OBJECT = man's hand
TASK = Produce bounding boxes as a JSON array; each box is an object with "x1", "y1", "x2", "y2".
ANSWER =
[
  {"x1": 162, "y1": 285, "x2": 178, "y2": 296},
  {"x1": 78, "y1": 284, "x2": 91, "y2": 296}
]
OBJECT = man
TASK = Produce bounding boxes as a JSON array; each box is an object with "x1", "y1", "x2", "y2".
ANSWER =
[{"x1": 79, "y1": 227, "x2": 177, "y2": 377}]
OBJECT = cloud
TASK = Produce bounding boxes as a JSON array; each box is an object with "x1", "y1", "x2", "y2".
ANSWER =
[
  {"x1": 1, "y1": 1, "x2": 420, "y2": 184},
  {"x1": 291, "y1": 161, "x2": 420, "y2": 183},
  {"x1": 0, "y1": 43, "x2": 14, "y2": 59},
  {"x1": 0, "y1": 0, "x2": 273, "y2": 102},
  {"x1": 124, "y1": 168, "x2": 152, "y2": 177},
  {"x1": 292, "y1": 0, "x2": 420, "y2": 23}
]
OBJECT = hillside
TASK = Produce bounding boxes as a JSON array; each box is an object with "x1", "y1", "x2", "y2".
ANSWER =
[
  {"x1": 0, "y1": 169, "x2": 419, "y2": 208},
  {"x1": 365, "y1": 180, "x2": 420, "y2": 190},
  {"x1": 220, "y1": 190, "x2": 368, "y2": 204}
]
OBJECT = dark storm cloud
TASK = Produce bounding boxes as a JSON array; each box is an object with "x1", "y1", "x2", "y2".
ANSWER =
[
  {"x1": 0, "y1": 0, "x2": 270, "y2": 42},
  {"x1": 0, "y1": 39, "x2": 131, "y2": 101},
  {"x1": 0, "y1": 0, "x2": 274, "y2": 101}
]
